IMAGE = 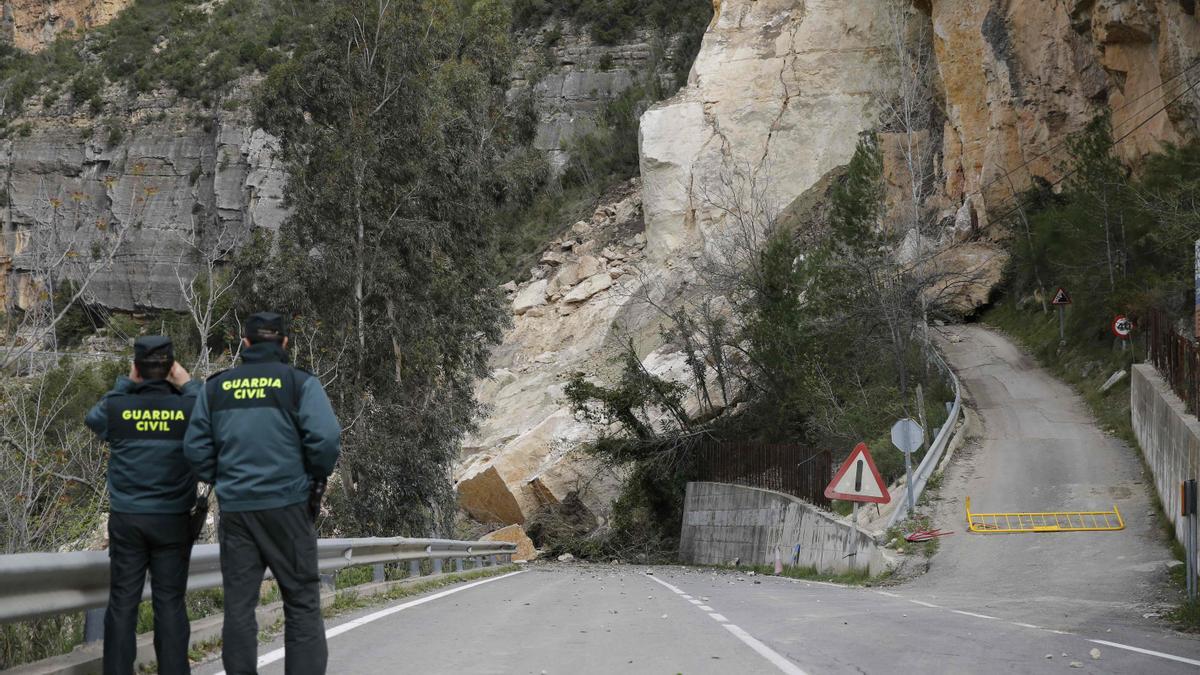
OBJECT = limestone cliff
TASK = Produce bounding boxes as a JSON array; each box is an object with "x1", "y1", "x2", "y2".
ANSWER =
[
  {"x1": 454, "y1": 0, "x2": 1200, "y2": 532},
  {"x1": 0, "y1": 78, "x2": 286, "y2": 312},
  {"x1": 932, "y1": 0, "x2": 1200, "y2": 233},
  {"x1": 1, "y1": 0, "x2": 130, "y2": 52}
]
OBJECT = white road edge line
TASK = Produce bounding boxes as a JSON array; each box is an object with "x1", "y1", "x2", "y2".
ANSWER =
[
  {"x1": 875, "y1": 591, "x2": 901, "y2": 598},
  {"x1": 216, "y1": 570, "x2": 526, "y2": 674},
  {"x1": 723, "y1": 624, "x2": 811, "y2": 675},
  {"x1": 1088, "y1": 639, "x2": 1200, "y2": 667},
  {"x1": 908, "y1": 600, "x2": 939, "y2": 608},
  {"x1": 646, "y1": 574, "x2": 809, "y2": 675}
]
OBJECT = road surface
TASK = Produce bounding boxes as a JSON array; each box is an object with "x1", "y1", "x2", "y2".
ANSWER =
[
  {"x1": 195, "y1": 564, "x2": 1200, "y2": 674},
  {"x1": 192, "y1": 325, "x2": 1200, "y2": 673},
  {"x1": 908, "y1": 326, "x2": 1177, "y2": 632}
]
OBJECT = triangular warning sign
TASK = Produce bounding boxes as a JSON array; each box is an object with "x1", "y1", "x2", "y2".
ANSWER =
[
  {"x1": 1051, "y1": 287, "x2": 1072, "y2": 305},
  {"x1": 824, "y1": 443, "x2": 891, "y2": 504}
]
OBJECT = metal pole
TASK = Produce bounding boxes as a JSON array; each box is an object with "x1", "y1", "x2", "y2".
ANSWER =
[
  {"x1": 1058, "y1": 305, "x2": 1066, "y2": 345},
  {"x1": 83, "y1": 607, "x2": 105, "y2": 643},
  {"x1": 904, "y1": 450, "x2": 914, "y2": 516},
  {"x1": 409, "y1": 560, "x2": 421, "y2": 578},
  {"x1": 455, "y1": 558, "x2": 464, "y2": 573},
  {"x1": 373, "y1": 564, "x2": 385, "y2": 583},
  {"x1": 433, "y1": 558, "x2": 443, "y2": 575}
]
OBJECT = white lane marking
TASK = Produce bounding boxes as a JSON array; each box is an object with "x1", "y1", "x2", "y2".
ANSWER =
[
  {"x1": 722, "y1": 624, "x2": 811, "y2": 675},
  {"x1": 1013, "y1": 622, "x2": 1041, "y2": 629},
  {"x1": 952, "y1": 610, "x2": 998, "y2": 620},
  {"x1": 875, "y1": 591, "x2": 901, "y2": 598},
  {"x1": 1088, "y1": 639, "x2": 1200, "y2": 668},
  {"x1": 217, "y1": 570, "x2": 526, "y2": 674},
  {"x1": 681, "y1": 594, "x2": 692, "y2": 599},
  {"x1": 698, "y1": 605, "x2": 714, "y2": 611},
  {"x1": 908, "y1": 600, "x2": 939, "y2": 609},
  {"x1": 688, "y1": 598, "x2": 703, "y2": 605},
  {"x1": 646, "y1": 574, "x2": 809, "y2": 675},
  {"x1": 647, "y1": 575, "x2": 685, "y2": 594}
]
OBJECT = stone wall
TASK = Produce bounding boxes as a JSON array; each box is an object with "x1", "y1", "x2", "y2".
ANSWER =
[
  {"x1": 1130, "y1": 364, "x2": 1200, "y2": 565},
  {"x1": 679, "y1": 482, "x2": 884, "y2": 575}
]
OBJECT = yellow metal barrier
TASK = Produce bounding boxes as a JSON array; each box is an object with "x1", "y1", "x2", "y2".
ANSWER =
[{"x1": 965, "y1": 497, "x2": 1124, "y2": 533}]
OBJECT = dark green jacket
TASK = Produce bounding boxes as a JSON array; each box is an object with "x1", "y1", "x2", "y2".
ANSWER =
[
  {"x1": 183, "y1": 342, "x2": 341, "y2": 512},
  {"x1": 85, "y1": 377, "x2": 201, "y2": 514}
]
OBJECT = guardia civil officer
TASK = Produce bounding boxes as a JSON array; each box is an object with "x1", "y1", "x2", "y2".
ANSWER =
[
  {"x1": 183, "y1": 312, "x2": 340, "y2": 675},
  {"x1": 84, "y1": 336, "x2": 199, "y2": 675}
]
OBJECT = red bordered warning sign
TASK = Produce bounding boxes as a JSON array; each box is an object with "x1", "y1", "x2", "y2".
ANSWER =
[
  {"x1": 824, "y1": 442, "x2": 891, "y2": 504},
  {"x1": 1111, "y1": 314, "x2": 1134, "y2": 339},
  {"x1": 1051, "y1": 287, "x2": 1072, "y2": 305}
]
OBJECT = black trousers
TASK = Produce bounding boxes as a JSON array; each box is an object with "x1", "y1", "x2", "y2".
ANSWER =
[
  {"x1": 105, "y1": 512, "x2": 193, "y2": 675},
  {"x1": 219, "y1": 502, "x2": 326, "y2": 675}
]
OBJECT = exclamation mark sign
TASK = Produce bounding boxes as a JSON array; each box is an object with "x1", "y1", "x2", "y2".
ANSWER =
[{"x1": 854, "y1": 459, "x2": 863, "y2": 492}]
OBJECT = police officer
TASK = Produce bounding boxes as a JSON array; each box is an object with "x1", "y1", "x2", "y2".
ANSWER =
[
  {"x1": 84, "y1": 336, "x2": 199, "y2": 675},
  {"x1": 183, "y1": 312, "x2": 340, "y2": 675}
]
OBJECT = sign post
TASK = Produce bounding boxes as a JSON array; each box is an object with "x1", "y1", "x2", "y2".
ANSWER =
[
  {"x1": 1112, "y1": 314, "x2": 1133, "y2": 351},
  {"x1": 1052, "y1": 287, "x2": 1072, "y2": 345},
  {"x1": 1184, "y1": 479, "x2": 1197, "y2": 601},
  {"x1": 825, "y1": 444, "x2": 890, "y2": 571},
  {"x1": 891, "y1": 418, "x2": 925, "y2": 516}
]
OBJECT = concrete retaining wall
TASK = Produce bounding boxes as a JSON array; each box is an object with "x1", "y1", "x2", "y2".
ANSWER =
[
  {"x1": 679, "y1": 482, "x2": 882, "y2": 575},
  {"x1": 1130, "y1": 364, "x2": 1200, "y2": 560}
]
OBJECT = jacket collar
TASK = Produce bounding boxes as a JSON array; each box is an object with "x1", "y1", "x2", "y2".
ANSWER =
[
  {"x1": 241, "y1": 341, "x2": 289, "y2": 365},
  {"x1": 132, "y1": 379, "x2": 180, "y2": 396}
]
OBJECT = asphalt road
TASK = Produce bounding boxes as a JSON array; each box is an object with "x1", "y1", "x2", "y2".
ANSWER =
[
  {"x1": 908, "y1": 326, "x2": 1178, "y2": 633},
  {"x1": 196, "y1": 564, "x2": 1200, "y2": 674},
  {"x1": 191, "y1": 325, "x2": 1200, "y2": 673}
]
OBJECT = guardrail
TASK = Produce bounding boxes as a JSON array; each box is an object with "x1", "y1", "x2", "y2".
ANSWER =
[
  {"x1": 884, "y1": 341, "x2": 963, "y2": 528},
  {"x1": 0, "y1": 537, "x2": 517, "y2": 625},
  {"x1": 1147, "y1": 309, "x2": 1200, "y2": 416}
]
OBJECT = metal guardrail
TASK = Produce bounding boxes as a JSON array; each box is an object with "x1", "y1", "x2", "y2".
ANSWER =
[
  {"x1": 0, "y1": 537, "x2": 516, "y2": 625},
  {"x1": 885, "y1": 343, "x2": 963, "y2": 528}
]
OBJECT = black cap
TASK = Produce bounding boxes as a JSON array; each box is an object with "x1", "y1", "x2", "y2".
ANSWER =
[
  {"x1": 244, "y1": 312, "x2": 288, "y2": 342},
  {"x1": 134, "y1": 335, "x2": 174, "y2": 363}
]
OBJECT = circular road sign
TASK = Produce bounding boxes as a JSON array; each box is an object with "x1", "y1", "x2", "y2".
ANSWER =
[
  {"x1": 890, "y1": 418, "x2": 924, "y2": 455},
  {"x1": 1112, "y1": 315, "x2": 1134, "y2": 340}
]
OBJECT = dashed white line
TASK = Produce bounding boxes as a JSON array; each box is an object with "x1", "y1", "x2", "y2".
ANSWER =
[
  {"x1": 216, "y1": 570, "x2": 525, "y2": 675},
  {"x1": 645, "y1": 574, "x2": 808, "y2": 675},
  {"x1": 875, "y1": 591, "x2": 901, "y2": 598},
  {"x1": 1013, "y1": 622, "x2": 1041, "y2": 629},
  {"x1": 952, "y1": 610, "x2": 999, "y2": 620},
  {"x1": 908, "y1": 600, "x2": 940, "y2": 608},
  {"x1": 1088, "y1": 640, "x2": 1200, "y2": 667},
  {"x1": 722, "y1": 624, "x2": 811, "y2": 675}
]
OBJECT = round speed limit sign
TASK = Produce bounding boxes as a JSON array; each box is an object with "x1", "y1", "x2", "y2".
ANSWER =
[{"x1": 1112, "y1": 314, "x2": 1134, "y2": 339}]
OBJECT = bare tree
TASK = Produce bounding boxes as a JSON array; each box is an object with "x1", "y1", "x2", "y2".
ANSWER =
[
  {"x1": 174, "y1": 216, "x2": 244, "y2": 377},
  {"x1": 2, "y1": 164, "x2": 164, "y2": 372}
]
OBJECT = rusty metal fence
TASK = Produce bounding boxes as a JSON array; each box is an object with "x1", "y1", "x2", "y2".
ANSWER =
[
  {"x1": 1148, "y1": 309, "x2": 1200, "y2": 416},
  {"x1": 695, "y1": 442, "x2": 832, "y2": 508}
]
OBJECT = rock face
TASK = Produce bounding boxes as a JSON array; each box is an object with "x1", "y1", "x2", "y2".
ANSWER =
[
  {"x1": 509, "y1": 25, "x2": 685, "y2": 173},
  {"x1": 480, "y1": 524, "x2": 538, "y2": 562},
  {"x1": 640, "y1": 0, "x2": 893, "y2": 257},
  {"x1": 930, "y1": 0, "x2": 1200, "y2": 231},
  {"x1": 0, "y1": 80, "x2": 287, "y2": 311},
  {"x1": 1, "y1": 0, "x2": 131, "y2": 52}
]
